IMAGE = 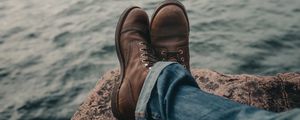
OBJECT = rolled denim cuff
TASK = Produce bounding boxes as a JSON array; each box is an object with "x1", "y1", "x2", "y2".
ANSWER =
[{"x1": 135, "y1": 62, "x2": 176, "y2": 120}]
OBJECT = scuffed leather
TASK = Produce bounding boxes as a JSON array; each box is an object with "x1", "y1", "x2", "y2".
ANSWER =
[
  {"x1": 151, "y1": 4, "x2": 190, "y2": 71},
  {"x1": 117, "y1": 8, "x2": 151, "y2": 120}
]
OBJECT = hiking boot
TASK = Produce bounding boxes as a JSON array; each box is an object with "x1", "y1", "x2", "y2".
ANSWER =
[
  {"x1": 150, "y1": 0, "x2": 190, "y2": 71},
  {"x1": 111, "y1": 7, "x2": 157, "y2": 120}
]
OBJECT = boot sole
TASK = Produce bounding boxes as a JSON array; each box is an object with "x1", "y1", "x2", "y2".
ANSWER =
[{"x1": 111, "y1": 6, "x2": 141, "y2": 119}]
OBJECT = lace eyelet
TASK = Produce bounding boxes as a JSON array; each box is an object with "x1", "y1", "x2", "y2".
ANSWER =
[
  {"x1": 178, "y1": 49, "x2": 183, "y2": 54},
  {"x1": 141, "y1": 59, "x2": 146, "y2": 63},
  {"x1": 181, "y1": 57, "x2": 185, "y2": 62},
  {"x1": 160, "y1": 50, "x2": 166, "y2": 55},
  {"x1": 139, "y1": 42, "x2": 144, "y2": 45},
  {"x1": 144, "y1": 63, "x2": 149, "y2": 67}
]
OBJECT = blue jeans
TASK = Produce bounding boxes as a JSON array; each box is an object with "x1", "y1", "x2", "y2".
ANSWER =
[{"x1": 135, "y1": 62, "x2": 300, "y2": 120}]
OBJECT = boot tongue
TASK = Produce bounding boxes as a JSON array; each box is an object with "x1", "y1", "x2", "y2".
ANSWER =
[
  {"x1": 165, "y1": 51, "x2": 179, "y2": 61},
  {"x1": 169, "y1": 57, "x2": 177, "y2": 61}
]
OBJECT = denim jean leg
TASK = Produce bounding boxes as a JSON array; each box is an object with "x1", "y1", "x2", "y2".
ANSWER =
[
  {"x1": 138, "y1": 62, "x2": 300, "y2": 120},
  {"x1": 135, "y1": 62, "x2": 176, "y2": 120}
]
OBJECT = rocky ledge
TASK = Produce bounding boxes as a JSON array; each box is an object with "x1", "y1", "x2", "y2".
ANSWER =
[{"x1": 72, "y1": 69, "x2": 300, "y2": 120}]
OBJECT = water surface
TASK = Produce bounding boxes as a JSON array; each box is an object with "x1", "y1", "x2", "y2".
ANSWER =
[{"x1": 0, "y1": 0, "x2": 299, "y2": 119}]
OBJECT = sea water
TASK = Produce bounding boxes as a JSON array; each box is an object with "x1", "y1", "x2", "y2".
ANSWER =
[{"x1": 0, "y1": 0, "x2": 299, "y2": 119}]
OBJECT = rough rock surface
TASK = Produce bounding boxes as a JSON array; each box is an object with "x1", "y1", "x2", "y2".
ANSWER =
[{"x1": 72, "y1": 69, "x2": 300, "y2": 120}]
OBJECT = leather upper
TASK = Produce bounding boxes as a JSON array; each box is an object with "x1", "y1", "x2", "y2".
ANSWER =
[
  {"x1": 116, "y1": 8, "x2": 154, "y2": 120},
  {"x1": 151, "y1": 4, "x2": 190, "y2": 71}
]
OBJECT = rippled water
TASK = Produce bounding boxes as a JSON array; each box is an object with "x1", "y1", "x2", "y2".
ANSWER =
[{"x1": 0, "y1": 0, "x2": 299, "y2": 119}]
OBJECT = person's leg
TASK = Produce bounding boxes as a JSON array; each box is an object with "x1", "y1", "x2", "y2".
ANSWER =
[{"x1": 135, "y1": 62, "x2": 300, "y2": 120}]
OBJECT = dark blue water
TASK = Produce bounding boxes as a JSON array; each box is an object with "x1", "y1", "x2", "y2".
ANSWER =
[{"x1": 0, "y1": 0, "x2": 299, "y2": 119}]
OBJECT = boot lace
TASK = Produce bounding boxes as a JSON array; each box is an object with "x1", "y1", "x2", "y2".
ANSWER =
[
  {"x1": 160, "y1": 49, "x2": 186, "y2": 68},
  {"x1": 139, "y1": 42, "x2": 158, "y2": 69}
]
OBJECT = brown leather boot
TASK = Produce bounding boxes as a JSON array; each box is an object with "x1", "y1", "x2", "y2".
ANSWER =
[
  {"x1": 111, "y1": 7, "x2": 157, "y2": 120},
  {"x1": 150, "y1": 0, "x2": 190, "y2": 71}
]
